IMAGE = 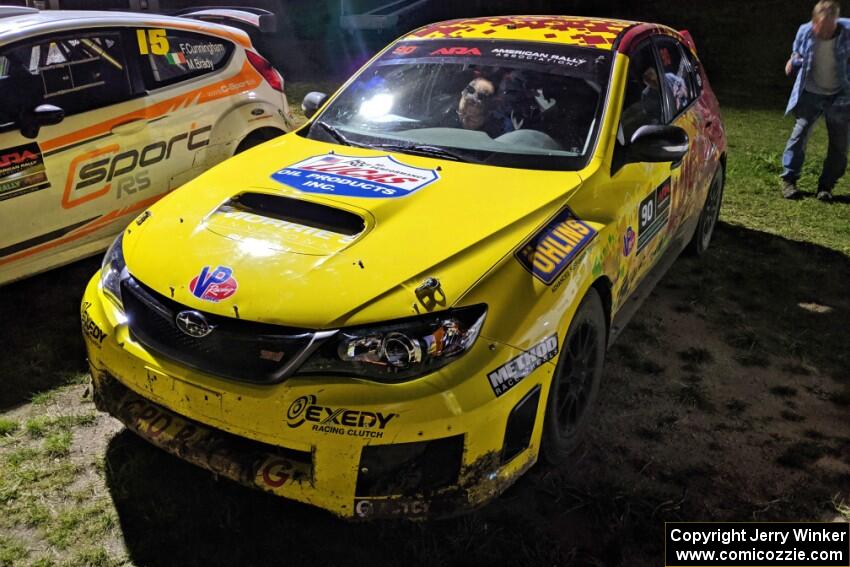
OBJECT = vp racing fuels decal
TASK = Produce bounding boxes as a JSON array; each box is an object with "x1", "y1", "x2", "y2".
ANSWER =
[
  {"x1": 0, "y1": 143, "x2": 49, "y2": 202},
  {"x1": 488, "y1": 334, "x2": 558, "y2": 397},
  {"x1": 637, "y1": 178, "x2": 671, "y2": 254},
  {"x1": 189, "y1": 265, "x2": 237, "y2": 302},
  {"x1": 271, "y1": 154, "x2": 439, "y2": 198},
  {"x1": 516, "y1": 208, "x2": 596, "y2": 285}
]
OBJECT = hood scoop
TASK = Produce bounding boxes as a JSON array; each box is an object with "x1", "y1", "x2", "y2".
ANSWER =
[{"x1": 204, "y1": 192, "x2": 367, "y2": 257}]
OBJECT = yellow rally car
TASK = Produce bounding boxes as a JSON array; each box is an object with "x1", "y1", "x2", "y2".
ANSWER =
[{"x1": 81, "y1": 16, "x2": 726, "y2": 519}]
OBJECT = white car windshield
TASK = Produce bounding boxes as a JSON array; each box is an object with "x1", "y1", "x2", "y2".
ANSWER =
[{"x1": 303, "y1": 39, "x2": 613, "y2": 170}]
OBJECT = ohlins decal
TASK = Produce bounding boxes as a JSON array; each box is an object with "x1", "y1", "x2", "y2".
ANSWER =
[
  {"x1": 63, "y1": 125, "x2": 211, "y2": 208},
  {"x1": 516, "y1": 208, "x2": 596, "y2": 285},
  {"x1": 286, "y1": 395, "x2": 397, "y2": 439}
]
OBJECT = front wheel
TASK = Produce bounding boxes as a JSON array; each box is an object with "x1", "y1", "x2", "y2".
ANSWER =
[
  {"x1": 541, "y1": 288, "x2": 607, "y2": 465},
  {"x1": 687, "y1": 165, "x2": 724, "y2": 256}
]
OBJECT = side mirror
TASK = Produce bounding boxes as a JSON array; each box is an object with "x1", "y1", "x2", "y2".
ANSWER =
[
  {"x1": 19, "y1": 104, "x2": 65, "y2": 139},
  {"x1": 301, "y1": 92, "x2": 328, "y2": 119},
  {"x1": 627, "y1": 124, "x2": 689, "y2": 164}
]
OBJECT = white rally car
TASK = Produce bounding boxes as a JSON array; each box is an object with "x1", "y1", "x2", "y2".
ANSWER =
[{"x1": 0, "y1": 6, "x2": 294, "y2": 284}]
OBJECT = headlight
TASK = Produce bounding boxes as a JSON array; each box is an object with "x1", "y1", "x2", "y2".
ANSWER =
[
  {"x1": 297, "y1": 304, "x2": 487, "y2": 383},
  {"x1": 100, "y1": 233, "x2": 126, "y2": 308}
]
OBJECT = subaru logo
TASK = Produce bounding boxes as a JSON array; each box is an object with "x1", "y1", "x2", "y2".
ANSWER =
[{"x1": 175, "y1": 310, "x2": 214, "y2": 338}]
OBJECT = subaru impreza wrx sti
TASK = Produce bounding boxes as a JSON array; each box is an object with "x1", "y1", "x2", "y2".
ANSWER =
[
  {"x1": 82, "y1": 15, "x2": 726, "y2": 519},
  {"x1": 0, "y1": 6, "x2": 293, "y2": 284}
]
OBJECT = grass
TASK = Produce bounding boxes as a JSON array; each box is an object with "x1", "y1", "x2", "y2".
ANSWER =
[{"x1": 722, "y1": 107, "x2": 850, "y2": 255}]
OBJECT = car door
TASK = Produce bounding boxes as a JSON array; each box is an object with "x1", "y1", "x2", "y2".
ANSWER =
[
  {"x1": 651, "y1": 35, "x2": 709, "y2": 238},
  {"x1": 127, "y1": 26, "x2": 237, "y2": 192},
  {"x1": 0, "y1": 28, "x2": 150, "y2": 277},
  {"x1": 606, "y1": 38, "x2": 677, "y2": 308}
]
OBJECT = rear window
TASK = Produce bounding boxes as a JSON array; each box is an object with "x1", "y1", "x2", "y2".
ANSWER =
[{"x1": 135, "y1": 28, "x2": 233, "y2": 89}]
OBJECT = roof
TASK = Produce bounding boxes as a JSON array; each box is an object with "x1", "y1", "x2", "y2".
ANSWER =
[
  {"x1": 0, "y1": 8, "x2": 251, "y2": 48},
  {"x1": 405, "y1": 15, "x2": 637, "y2": 50}
]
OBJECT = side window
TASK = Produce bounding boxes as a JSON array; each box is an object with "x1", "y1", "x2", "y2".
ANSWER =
[
  {"x1": 619, "y1": 41, "x2": 663, "y2": 144},
  {"x1": 681, "y1": 46, "x2": 704, "y2": 98},
  {"x1": 0, "y1": 32, "x2": 131, "y2": 121},
  {"x1": 134, "y1": 28, "x2": 233, "y2": 89},
  {"x1": 653, "y1": 37, "x2": 696, "y2": 116}
]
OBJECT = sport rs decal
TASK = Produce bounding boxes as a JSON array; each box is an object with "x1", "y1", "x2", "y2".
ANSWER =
[
  {"x1": 488, "y1": 335, "x2": 558, "y2": 397},
  {"x1": 0, "y1": 143, "x2": 49, "y2": 202},
  {"x1": 271, "y1": 154, "x2": 439, "y2": 198},
  {"x1": 637, "y1": 179, "x2": 671, "y2": 254},
  {"x1": 516, "y1": 208, "x2": 596, "y2": 284}
]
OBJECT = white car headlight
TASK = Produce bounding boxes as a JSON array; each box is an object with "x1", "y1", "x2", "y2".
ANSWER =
[{"x1": 100, "y1": 233, "x2": 126, "y2": 308}]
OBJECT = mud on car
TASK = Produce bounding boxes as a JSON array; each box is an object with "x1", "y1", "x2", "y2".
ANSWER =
[
  {"x1": 0, "y1": 6, "x2": 293, "y2": 285},
  {"x1": 81, "y1": 15, "x2": 726, "y2": 519}
]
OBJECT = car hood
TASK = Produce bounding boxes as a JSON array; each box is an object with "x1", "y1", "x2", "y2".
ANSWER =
[{"x1": 123, "y1": 134, "x2": 583, "y2": 328}]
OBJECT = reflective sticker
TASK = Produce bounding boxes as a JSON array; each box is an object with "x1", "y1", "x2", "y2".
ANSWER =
[
  {"x1": 271, "y1": 154, "x2": 439, "y2": 198},
  {"x1": 516, "y1": 208, "x2": 596, "y2": 284}
]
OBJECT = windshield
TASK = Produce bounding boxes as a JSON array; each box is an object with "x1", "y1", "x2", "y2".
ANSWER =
[{"x1": 300, "y1": 39, "x2": 613, "y2": 171}]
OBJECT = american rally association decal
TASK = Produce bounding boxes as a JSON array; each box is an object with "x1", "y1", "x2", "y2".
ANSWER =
[
  {"x1": 516, "y1": 208, "x2": 597, "y2": 284},
  {"x1": 488, "y1": 335, "x2": 558, "y2": 397},
  {"x1": 0, "y1": 142, "x2": 50, "y2": 202},
  {"x1": 286, "y1": 394, "x2": 397, "y2": 439},
  {"x1": 270, "y1": 154, "x2": 439, "y2": 198},
  {"x1": 189, "y1": 266, "x2": 237, "y2": 302},
  {"x1": 637, "y1": 179, "x2": 672, "y2": 254}
]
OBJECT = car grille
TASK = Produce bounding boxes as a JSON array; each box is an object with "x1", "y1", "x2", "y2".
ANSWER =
[{"x1": 122, "y1": 276, "x2": 323, "y2": 384}]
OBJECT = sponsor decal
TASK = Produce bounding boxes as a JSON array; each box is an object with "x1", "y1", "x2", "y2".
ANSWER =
[
  {"x1": 393, "y1": 45, "x2": 418, "y2": 55},
  {"x1": 189, "y1": 266, "x2": 237, "y2": 302},
  {"x1": 271, "y1": 154, "x2": 439, "y2": 198},
  {"x1": 487, "y1": 335, "x2": 558, "y2": 397},
  {"x1": 64, "y1": 124, "x2": 210, "y2": 208},
  {"x1": 623, "y1": 226, "x2": 636, "y2": 256},
  {"x1": 516, "y1": 208, "x2": 596, "y2": 285},
  {"x1": 637, "y1": 179, "x2": 672, "y2": 254},
  {"x1": 219, "y1": 210, "x2": 357, "y2": 245},
  {"x1": 430, "y1": 47, "x2": 481, "y2": 56},
  {"x1": 0, "y1": 143, "x2": 50, "y2": 202},
  {"x1": 491, "y1": 48, "x2": 587, "y2": 67},
  {"x1": 355, "y1": 498, "x2": 429, "y2": 519},
  {"x1": 80, "y1": 301, "x2": 107, "y2": 347},
  {"x1": 286, "y1": 394, "x2": 398, "y2": 439}
]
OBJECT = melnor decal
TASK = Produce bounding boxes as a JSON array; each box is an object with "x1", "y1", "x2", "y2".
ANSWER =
[
  {"x1": 270, "y1": 154, "x2": 439, "y2": 198},
  {"x1": 286, "y1": 394, "x2": 398, "y2": 439}
]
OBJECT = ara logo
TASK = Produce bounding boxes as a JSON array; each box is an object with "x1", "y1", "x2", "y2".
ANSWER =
[
  {"x1": 189, "y1": 266, "x2": 237, "y2": 302},
  {"x1": 430, "y1": 47, "x2": 482, "y2": 56}
]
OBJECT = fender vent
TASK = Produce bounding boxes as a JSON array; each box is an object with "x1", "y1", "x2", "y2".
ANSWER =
[{"x1": 225, "y1": 192, "x2": 365, "y2": 236}]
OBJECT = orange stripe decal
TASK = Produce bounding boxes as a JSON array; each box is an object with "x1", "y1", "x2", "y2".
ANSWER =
[
  {"x1": 41, "y1": 61, "x2": 262, "y2": 153},
  {"x1": 0, "y1": 193, "x2": 166, "y2": 267}
]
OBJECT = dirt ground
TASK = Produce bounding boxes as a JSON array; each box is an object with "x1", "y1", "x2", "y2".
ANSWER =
[{"x1": 0, "y1": 220, "x2": 847, "y2": 567}]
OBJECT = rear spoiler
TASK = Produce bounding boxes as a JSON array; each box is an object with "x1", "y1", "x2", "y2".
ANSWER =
[
  {"x1": 174, "y1": 7, "x2": 277, "y2": 33},
  {"x1": 679, "y1": 29, "x2": 697, "y2": 53}
]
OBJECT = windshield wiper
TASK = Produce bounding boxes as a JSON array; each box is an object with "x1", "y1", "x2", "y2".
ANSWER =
[
  {"x1": 314, "y1": 121, "x2": 367, "y2": 148},
  {"x1": 368, "y1": 143, "x2": 482, "y2": 164}
]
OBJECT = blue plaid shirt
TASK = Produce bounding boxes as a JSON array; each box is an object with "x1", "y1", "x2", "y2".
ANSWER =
[{"x1": 786, "y1": 18, "x2": 850, "y2": 114}]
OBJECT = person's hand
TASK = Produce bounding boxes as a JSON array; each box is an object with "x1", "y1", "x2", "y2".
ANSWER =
[{"x1": 786, "y1": 53, "x2": 802, "y2": 76}]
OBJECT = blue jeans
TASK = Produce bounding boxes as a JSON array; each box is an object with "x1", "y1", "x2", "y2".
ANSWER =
[{"x1": 781, "y1": 90, "x2": 850, "y2": 190}]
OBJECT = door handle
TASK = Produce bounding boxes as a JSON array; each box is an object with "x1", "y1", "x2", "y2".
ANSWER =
[
  {"x1": 705, "y1": 120, "x2": 714, "y2": 130},
  {"x1": 110, "y1": 119, "x2": 146, "y2": 136}
]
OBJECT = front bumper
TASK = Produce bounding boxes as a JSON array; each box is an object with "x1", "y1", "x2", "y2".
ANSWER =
[{"x1": 83, "y1": 273, "x2": 554, "y2": 519}]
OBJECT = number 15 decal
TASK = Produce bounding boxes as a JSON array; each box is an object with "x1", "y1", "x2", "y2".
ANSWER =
[
  {"x1": 637, "y1": 178, "x2": 671, "y2": 254},
  {"x1": 137, "y1": 29, "x2": 169, "y2": 55}
]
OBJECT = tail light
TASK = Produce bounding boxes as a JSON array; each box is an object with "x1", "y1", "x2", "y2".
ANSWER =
[{"x1": 246, "y1": 50, "x2": 284, "y2": 92}]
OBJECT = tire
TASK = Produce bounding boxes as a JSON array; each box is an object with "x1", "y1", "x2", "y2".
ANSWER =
[
  {"x1": 235, "y1": 128, "x2": 283, "y2": 155},
  {"x1": 686, "y1": 165, "x2": 724, "y2": 256},
  {"x1": 541, "y1": 288, "x2": 607, "y2": 465}
]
